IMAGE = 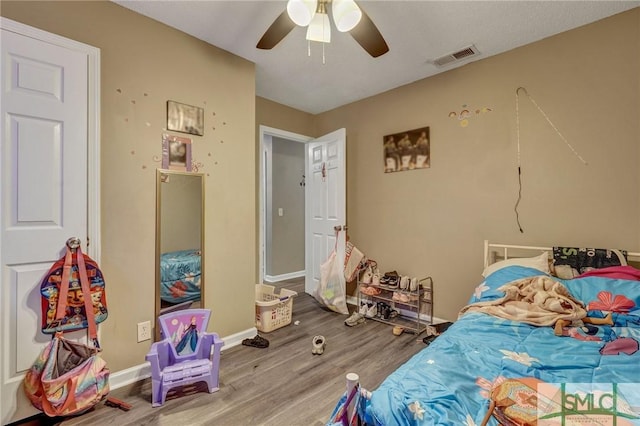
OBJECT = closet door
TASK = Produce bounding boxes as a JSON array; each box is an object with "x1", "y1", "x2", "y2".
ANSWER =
[{"x1": 0, "y1": 18, "x2": 100, "y2": 424}]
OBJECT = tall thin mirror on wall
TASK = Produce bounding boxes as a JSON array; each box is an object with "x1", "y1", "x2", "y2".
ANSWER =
[{"x1": 155, "y1": 170, "x2": 205, "y2": 338}]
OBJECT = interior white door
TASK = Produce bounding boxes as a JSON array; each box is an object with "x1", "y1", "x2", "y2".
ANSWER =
[
  {"x1": 0, "y1": 19, "x2": 97, "y2": 424},
  {"x1": 305, "y1": 128, "x2": 346, "y2": 295}
]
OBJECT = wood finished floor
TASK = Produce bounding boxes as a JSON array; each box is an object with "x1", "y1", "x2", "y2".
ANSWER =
[{"x1": 28, "y1": 279, "x2": 428, "y2": 426}]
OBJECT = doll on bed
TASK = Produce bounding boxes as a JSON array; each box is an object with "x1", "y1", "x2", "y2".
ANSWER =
[{"x1": 553, "y1": 312, "x2": 613, "y2": 337}]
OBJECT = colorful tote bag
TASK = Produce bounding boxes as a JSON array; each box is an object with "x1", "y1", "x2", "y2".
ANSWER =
[
  {"x1": 23, "y1": 333, "x2": 110, "y2": 417},
  {"x1": 40, "y1": 243, "x2": 107, "y2": 335}
]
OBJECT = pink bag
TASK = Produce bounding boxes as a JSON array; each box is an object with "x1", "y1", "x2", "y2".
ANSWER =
[{"x1": 23, "y1": 334, "x2": 110, "y2": 416}]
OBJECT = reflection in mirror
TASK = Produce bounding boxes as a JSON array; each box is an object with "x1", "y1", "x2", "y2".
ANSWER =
[{"x1": 155, "y1": 170, "x2": 204, "y2": 339}]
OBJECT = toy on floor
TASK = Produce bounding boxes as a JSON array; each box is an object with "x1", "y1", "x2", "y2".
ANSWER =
[{"x1": 105, "y1": 396, "x2": 132, "y2": 411}]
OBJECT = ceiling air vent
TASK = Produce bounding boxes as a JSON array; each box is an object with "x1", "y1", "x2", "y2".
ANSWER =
[{"x1": 432, "y1": 45, "x2": 480, "y2": 67}]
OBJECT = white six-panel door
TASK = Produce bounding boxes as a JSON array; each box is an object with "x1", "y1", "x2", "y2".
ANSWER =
[
  {"x1": 305, "y1": 128, "x2": 346, "y2": 295},
  {"x1": 0, "y1": 18, "x2": 100, "y2": 424}
]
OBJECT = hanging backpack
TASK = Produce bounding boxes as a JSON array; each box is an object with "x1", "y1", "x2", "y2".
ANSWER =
[
  {"x1": 24, "y1": 238, "x2": 110, "y2": 416},
  {"x1": 40, "y1": 239, "x2": 108, "y2": 335}
]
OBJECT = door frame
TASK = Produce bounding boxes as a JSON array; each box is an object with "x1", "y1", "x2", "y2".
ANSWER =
[
  {"x1": 258, "y1": 125, "x2": 311, "y2": 284},
  {"x1": 0, "y1": 17, "x2": 100, "y2": 424}
]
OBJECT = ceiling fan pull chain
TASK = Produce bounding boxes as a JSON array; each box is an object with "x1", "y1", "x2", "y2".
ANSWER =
[
  {"x1": 308, "y1": 39, "x2": 311, "y2": 57},
  {"x1": 322, "y1": 42, "x2": 326, "y2": 65}
]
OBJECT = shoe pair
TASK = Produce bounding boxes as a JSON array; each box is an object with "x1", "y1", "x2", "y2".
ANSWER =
[
  {"x1": 393, "y1": 291, "x2": 410, "y2": 303},
  {"x1": 345, "y1": 312, "x2": 365, "y2": 327},
  {"x1": 364, "y1": 302, "x2": 377, "y2": 318},
  {"x1": 376, "y1": 302, "x2": 398, "y2": 320},
  {"x1": 312, "y1": 335, "x2": 326, "y2": 355},
  {"x1": 242, "y1": 335, "x2": 269, "y2": 348},
  {"x1": 398, "y1": 276, "x2": 419, "y2": 291},
  {"x1": 360, "y1": 285, "x2": 381, "y2": 296}
]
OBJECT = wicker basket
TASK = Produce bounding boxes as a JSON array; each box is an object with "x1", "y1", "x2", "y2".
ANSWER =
[{"x1": 255, "y1": 284, "x2": 297, "y2": 333}]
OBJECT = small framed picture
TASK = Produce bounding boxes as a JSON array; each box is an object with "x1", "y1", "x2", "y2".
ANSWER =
[
  {"x1": 162, "y1": 133, "x2": 192, "y2": 172},
  {"x1": 167, "y1": 100, "x2": 204, "y2": 136},
  {"x1": 383, "y1": 126, "x2": 430, "y2": 173}
]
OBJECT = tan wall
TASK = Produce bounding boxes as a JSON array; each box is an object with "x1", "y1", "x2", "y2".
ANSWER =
[
  {"x1": 314, "y1": 9, "x2": 640, "y2": 321},
  {"x1": 256, "y1": 96, "x2": 316, "y2": 137},
  {"x1": 1, "y1": 1, "x2": 257, "y2": 372}
]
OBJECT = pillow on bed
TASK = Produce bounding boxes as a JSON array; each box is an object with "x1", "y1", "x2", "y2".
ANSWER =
[{"x1": 481, "y1": 252, "x2": 550, "y2": 278}]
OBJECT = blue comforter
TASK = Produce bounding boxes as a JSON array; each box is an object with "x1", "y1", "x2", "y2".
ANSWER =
[{"x1": 363, "y1": 266, "x2": 640, "y2": 425}]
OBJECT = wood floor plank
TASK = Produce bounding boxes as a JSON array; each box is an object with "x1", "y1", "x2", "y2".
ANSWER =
[{"x1": 30, "y1": 279, "x2": 428, "y2": 426}]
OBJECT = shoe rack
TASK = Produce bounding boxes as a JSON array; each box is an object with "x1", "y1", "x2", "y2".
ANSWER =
[{"x1": 357, "y1": 275, "x2": 433, "y2": 335}]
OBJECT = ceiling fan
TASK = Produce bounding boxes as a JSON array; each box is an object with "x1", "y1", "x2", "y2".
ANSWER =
[{"x1": 257, "y1": 0, "x2": 389, "y2": 58}]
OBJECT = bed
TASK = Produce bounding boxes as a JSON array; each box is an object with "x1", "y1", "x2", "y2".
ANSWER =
[
  {"x1": 336, "y1": 241, "x2": 640, "y2": 426},
  {"x1": 159, "y1": 249, "x2": 201, "y2": 305}
]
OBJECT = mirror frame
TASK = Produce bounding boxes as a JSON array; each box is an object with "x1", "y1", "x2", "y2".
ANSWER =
[{"x1": 155, "y1": 169, "x2": 205, "y2": 340}]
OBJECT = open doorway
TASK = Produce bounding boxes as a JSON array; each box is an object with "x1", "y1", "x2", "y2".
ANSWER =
[
  {"x1": 259, "y1": 126, "x2": 311, "y2": 283},
  {"x1": 259, "y1": 126, "x2": 346, "y2": 296}
]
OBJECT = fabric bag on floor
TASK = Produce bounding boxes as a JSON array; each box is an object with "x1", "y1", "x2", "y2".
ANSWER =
[
  {"x1": 24, "y1": 333, "x2": 110, "y2": 417},
  {"x1": 315, "y1": 249, "x2": 349, "y2": 315}
]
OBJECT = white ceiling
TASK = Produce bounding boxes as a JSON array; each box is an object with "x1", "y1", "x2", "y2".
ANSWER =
[{"x1": 113, "y1": 0, "x2": 639, "y2": 114}]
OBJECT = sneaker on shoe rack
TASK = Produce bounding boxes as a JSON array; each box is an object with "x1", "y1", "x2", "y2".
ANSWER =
[
  {"x1": 365, "y1": 303, "x2": 377, "y2": 318},
  {"x1": 372, "y1": 272, "x2": 381, "y2": 286},
  {"x1": 409, "y1": 277, "x2": 418, "y2": 292},
  {"x1": 359, "y1": 302, "x2": 368, "y2": 315},
  {"x1": 399, "y1": 276, "x2": 410, "y2": 290}
]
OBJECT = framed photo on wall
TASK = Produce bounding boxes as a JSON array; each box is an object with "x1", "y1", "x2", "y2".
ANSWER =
[
  {"x1": 383, "y1": 126, "x2": 430, "y2": 173},
  {"x1": 167, "y1": 100, "x2": 204, "y2": 136},
  {"x1": 162, "y1": 133, "x2": 192, "y2": 172}
]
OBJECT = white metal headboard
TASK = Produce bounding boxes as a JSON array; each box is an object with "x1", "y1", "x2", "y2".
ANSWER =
[{"x1": 483, "y1": 240, "x2": 640, "y2": 268}]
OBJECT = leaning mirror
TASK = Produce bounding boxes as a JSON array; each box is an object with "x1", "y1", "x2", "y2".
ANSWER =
[{"x1": 155, "y1": 170, "x2": 205, "y2": 339}]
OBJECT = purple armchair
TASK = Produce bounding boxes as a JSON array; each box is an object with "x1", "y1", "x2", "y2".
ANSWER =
[{"x1": 145, "y1": 308, "x2": 224, "y2": 407}]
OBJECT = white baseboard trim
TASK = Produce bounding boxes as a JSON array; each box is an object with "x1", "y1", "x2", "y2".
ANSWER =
[
  {"x1": 264, "y1": 270, "x2": 304, "y2": 283},
  {"x1": 108, "y1": 326, "x2": 258, "y2": 391}
]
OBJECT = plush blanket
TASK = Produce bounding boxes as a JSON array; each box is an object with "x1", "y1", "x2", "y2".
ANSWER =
[{"x1": 459, "y1": 275, "x2": 587, "y2": 326}]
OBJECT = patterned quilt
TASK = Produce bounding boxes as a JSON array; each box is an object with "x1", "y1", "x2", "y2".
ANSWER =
[{"x1": 362, "y1": 265, "x2": 640, "y2": 425}]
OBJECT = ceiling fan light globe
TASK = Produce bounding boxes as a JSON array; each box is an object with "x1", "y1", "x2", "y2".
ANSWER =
[
  {"x1": 332, "y1": 0, "x2": 362, "y2": 32},
  {"x1": 306, "y1": 12, "x2": 331, "y2": 43},
  {"x1": 287, "y1": 0, "x2": 318, "y2": 27}
]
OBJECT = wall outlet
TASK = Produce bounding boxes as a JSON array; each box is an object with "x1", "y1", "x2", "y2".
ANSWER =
[{"x1": 137, "y1": 320, "x2": 151, "y2": 342}]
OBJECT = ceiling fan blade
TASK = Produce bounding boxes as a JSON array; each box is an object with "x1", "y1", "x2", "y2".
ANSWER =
[
  {"x1": 257, "y1": 10, "x2": 296, "y2": 50},
  {"x1": 349, "y1": 8, "x2": 389, "y2": 58}
]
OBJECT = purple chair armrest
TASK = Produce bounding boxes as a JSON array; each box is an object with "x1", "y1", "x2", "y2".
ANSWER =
[
  {"x1": 199, "y1": 332, "x2": 224, "y2": 358},
  {"x1": 146, "y1": 341, "x2": 171, "y2": 377}
]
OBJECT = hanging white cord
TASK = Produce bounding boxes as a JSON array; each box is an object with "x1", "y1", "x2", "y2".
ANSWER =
[
  {"x1": 515, "y1": 89, "x2": 524, "y2": 233},
  {"x1": 516, "y1": 87, "x2": 588, "y2": 165},
  {"x1": 514, "y1": 86, "x2": 588, "y2": 233}
]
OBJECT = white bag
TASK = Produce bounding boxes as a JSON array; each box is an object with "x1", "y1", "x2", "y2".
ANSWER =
[{"x1": 315, "y1": 250, "x2": 349, "y2": 315}]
